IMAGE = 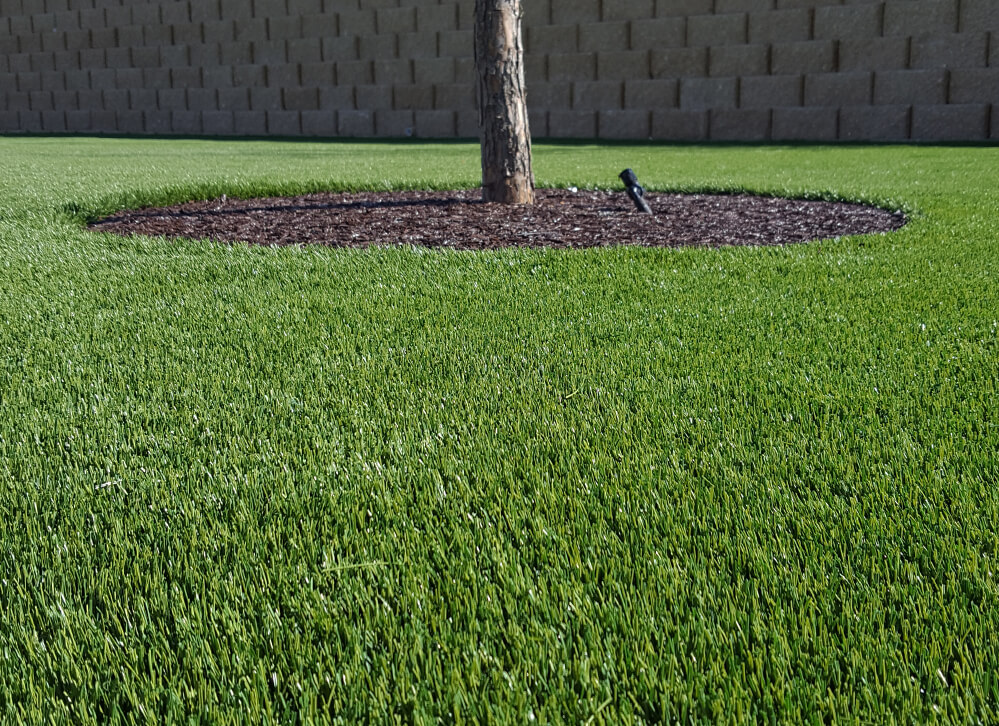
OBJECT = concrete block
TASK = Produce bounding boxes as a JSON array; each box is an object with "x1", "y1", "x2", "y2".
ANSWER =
[
  {"x1": 29, "y1": 90, "x2": 53, "y2": 110},
  {"x1": 90, "y1": 110, "x2": 116, "y2": 131},
  {"x1": 131, "y1": 47, "x2": 160, "y2": 69},
  {"x1": 603, "y1": 0, "x2": 654, "y2": 21},
  {"x1": 170, "y1": 67, "x2": 201, "y2": 89},
  {"x1": 438, "y1": 29, "x2": 473, "y2": 58},
  {"x1": 814, "y1": 4, "x2": 883, "y2": 41},
  {"x1": 301, "y1": 109, "x2": 338, "y2": 136},
  {"x1": 114, "y1": 67, "x2": 141, "y2": 89},
  {"x1": 414, "y1": 109, "x2": 455, "y2": 137},
  {"x1": 911, "y1": 33, "x2": 988, "y2": 70},
  {"x1": 233, "y1": 64, "x2": 266, "y2": 87},
  {"x1": 322, "y1": 36, "x2": 358, "y2": 62},
  {"x1": 804, "y1": 72, "x2": 872, "y2": 106},
  {"x1": 456, "y1": 1, "x2": 475, "y2": 31},
  {"x1": 598, "y1": 109, "x2": 650, "y2": 139},
  {"x1": 268, "y1": 16, "x2": 301, "y2": 42},
  {"x1": 960, "y1": 0, "x2": 999, "y2": 32},
  {"x1": 191, "y1": 2, "x2": 222, "y2": 23},
  {"x1": 6, "y1": 91, "x2": 31, "y2": 112},
  {"x1": 526, "y1": 82, "x2": 571, "y2": 110},
  {"x1": 525, "y1": 53, "x2": 546, "y2": 84},
  {"x1": 202, "y1": 65, "x2": 233, "y2": 88},
  {"x1": 717, "y1": 0, "x2": 774, "y2": 11},
  {"x1": 17, "y1": 69, "x2": 42, "y2": 91},
  {"x1": 528, "y1": 108, "x2": 549, "y2": 138},
  {"x1": 63, "y1": 29, "x2": 89, "y2": 51},
  {"x1": 526, "y1": 25, "x2": 576, "y2": 54},
  {"x1": 597, "y1": 51, "x2": 650, "y2": 82},
  {"x1": 748, "y1": 8, "x2": 810, "y2": 44},
  {"x1": 8, "y1": 54, "x2": 32, "y2": 74},
  {"x1": 359, "y1": 34, "x2": 396, "y2": 61},
  {"x1": 66, "y1": 109, "x2": 91, "y2": 131},
  {"x1": 129, "y1": 88, "x2": 158, "y2": 113},
  {"x1": 296, "y1": 62, "x2": 330, "y2": 88},
  {"x1": 267, "y1": 63, "x2": 300, "y2": 89},
  {"x1": 101, "y1": 88, "x2": 129, "y2": 111},
  {"x1": 710, "y1": 108, "x2": 770, "y2": 140},
  {"x1": 839, "y1": 36, "x2": 908, "y2": 72},
  {"x1": 157, "y1": 88, "x2": 187, "y2": 111},
  {"x1": 651, "y1": 47, "x2": 708, "y2": 78},
  {"x1": 143, "y1": 23, "x2": 172, "y2": 46},
  {"x1": 355, "y1": 84, "x2": 393, "y2": 110},
  {"x1": 772, "y1": 107, "x2": 837, "y2": 140},
  {"x1": 549, "y1": 53, "x2": 596, "y2": 82},
  {"x1": 219, "y1": 0, "x2": 256, "y2": 21},
  {"x1": 202, "y1": 110, "x2": 235, "y2": 136},
  {"x1": 160, "y1": 44, "x2": 189, "y2": 68},
  {"x1": 874, "y1": 69, "x2": 947, "y2": 105},
  {"x1": 252, "y1": 0, "x2": 286, "y2": 20},
  {"x1": 288, "y1": 38, "x2": 322, "y2": 64},
  {"x1": 579, "y1": 21, "x2": 629, "y2": 53},
  {"x1": 629, "y1": 17, "x2": 686, "y2": 50},
  {"x1": 654, "y1": 0, "x2": 713, "y2": 17},
  {"x1": 680, "y1": 76, "x2": 737, "y2": 110},
  {"x1": 912, "y1": 103, "x2": 989, "y2": 140},
  {"x1": 336, "y1": 60, "x2": 373, "y2": 85},
  {"x1": 41, "y1": 109, "x2": 66, "y2": 131},
  {"x1": 249, "y1": 86, "x2": 281, "y2": 110},
  {"x1": 0, "y1": 111, "x2": 18, "y2": 132},
  {"x1": 187, "y1": 88, "x2": 217, "y2": 111},
  {"x1": 299, "y1": 12, "x2": 337, "y2": 38},
  {"x1": 287, "y1": 0, "x2": 322, "y2": 15},
  {"x1": 252, "y1": 40, "x2": 287, "y2": 65},
  {"x1": 650, "y1": 108, "x2": 708, "y2": 139},
  {"x1": 548, "y1": 109, "x2": 597, "y2": 138},
  {"x1": 233, "y1": 18, "x2": 267, "y2": 42},
  {"x1": 376, "y1": 7, "x2": 416, "y2": 35},
  {"x1": 17, "y1": 34, "x2": 42, "y2": 55},
  {"x1": 393, "y1": 84, "x2": 434, "y2": 110},
  {"x1": 884, "y1": 0, "x2": 957, "y2": 37},
  {"x1": 283, "y1": 87, "x2": 319, "y2": 110},
  {"x1": 398, "y1": 32, "x2": 439, "y2": 60},
  {"x1": 418, "y1": 4, "x2": 458, "y2": 32},
  {"x1": 772, "y1": 40, "x2": 835, "y2": 75},
  {"x1": 455, "y1": 109, "x2": 478, "y2": 138},
  {"x1": 233, "y1": 110, "x2": 267, "y2": 135},
  {"x1": 709, "y1": 44, "x2": 767, "y2": 77},
  {"x1": 839, "y1": 104, "x2": 909, "y2": 141},
  {"x1": 414, "y1": 57, "x2": 455, "y2": 86},
  {"x1": 375, "y1": 108, "x2": 414, "y2": 136},
  {"x1": 116, "y1": 109, "x2": 144, "y2": 134},
  {"x1": 572, "y1": 80, "x2": 623, "y2": 110},
  {"x1": 17, "y1": 111, "x2": 43, "y2": 133},
  {"x1": 267, "y1": 110, "x2": 302, "y2": 136},
  {"x1": 337, "y1": 9, "x2": 377, "y2": 37},
  {"x1": 523, "y1": 0, "x2": 551, "y2": 27},
  {"x1": 739, "y1": 74, "x2": 802, "y2": 109},
  {"x1": 687, "y1": 13, "x2": 747, "y2": 47},
  {"x1": 129, "y1": 2, "x2": 159, "y2": 25},
  {"x1": 87, "y1": 67, "x2": 112, "y2": 91},
  {"x1": 319, "y1": 86, "x2": 355, "y2": 110},
  {"x1": 78, "y1": 8, "x2": 105, "y2": 30},
  {"x1": 552, "y1": 0, "x2": 600, "y2": 25},
  {"x1": 65, "y1": 69, "x2": 89, "y2": 91},
  {"x1": 992, "y1": 104, "x2": 999, "y2": 139},
  {"x1": 106, "y1": 47, "x2": 131, "y2": 70},
  {"x1": 202, "y1": 21, "x2": 235, "y2": 43},
  {"x1": 374, "y1": 59, "x2": 412, "y2": 85},
  {"x1": 41, "y1": 69, "x2": 64, "y2": 90},
  {"x1": 950, "y1": 69, "x2": 999, "y2": 104}
]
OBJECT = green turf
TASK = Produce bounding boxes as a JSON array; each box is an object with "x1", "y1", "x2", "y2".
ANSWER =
[{"x1": 0, "y1": 136, "x2": 997, "y2": 723}]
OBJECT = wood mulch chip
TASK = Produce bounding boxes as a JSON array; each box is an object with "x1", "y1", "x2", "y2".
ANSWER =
[{"x1": 88, "y1": 188, "x2": 906, "y2": 250}]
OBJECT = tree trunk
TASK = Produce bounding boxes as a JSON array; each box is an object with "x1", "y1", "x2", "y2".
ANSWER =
[{"x1": 474, "y1": 0, "x2": 534, "y2": 204}]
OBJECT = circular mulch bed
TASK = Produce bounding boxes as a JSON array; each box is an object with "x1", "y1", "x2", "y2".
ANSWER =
[{"x1": 88, "y1": 188, "x2": 906, "y2": 250}]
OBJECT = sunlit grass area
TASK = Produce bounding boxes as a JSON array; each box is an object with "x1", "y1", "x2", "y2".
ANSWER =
[{"x1": 1, "y1": 136, "x2": 997, "y2": 723}]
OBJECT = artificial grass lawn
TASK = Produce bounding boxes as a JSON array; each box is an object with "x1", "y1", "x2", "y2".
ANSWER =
[{"x1": 0, "y1": 136, "x2": 997, "y2": 723}]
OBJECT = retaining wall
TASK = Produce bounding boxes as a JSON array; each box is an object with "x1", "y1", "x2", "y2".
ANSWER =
[{"x1": 1, "y1": 0, "x2": 997, "y2": 141}]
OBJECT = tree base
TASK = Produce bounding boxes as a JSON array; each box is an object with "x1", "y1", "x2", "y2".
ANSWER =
[{"x1": 482, "y1": 174, "x2": 535, "y2": 204}]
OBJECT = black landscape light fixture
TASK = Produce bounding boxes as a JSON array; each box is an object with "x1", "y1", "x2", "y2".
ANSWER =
[{"x1": 619, "y1": 168, "x2": 652, "y2": 214}]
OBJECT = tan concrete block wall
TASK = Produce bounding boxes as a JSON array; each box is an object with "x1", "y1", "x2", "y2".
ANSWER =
[{"x1": 1, "y1": 0, "x2": 997, "y2": 141}]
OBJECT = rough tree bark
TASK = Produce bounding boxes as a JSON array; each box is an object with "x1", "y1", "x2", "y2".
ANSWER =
[{"x1": 474, "y1": 0, "x2": 534, "y2": 204}]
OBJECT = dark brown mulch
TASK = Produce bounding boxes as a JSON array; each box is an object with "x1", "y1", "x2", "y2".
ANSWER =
[{"x1": 88, "y1": 188, "x2": 906, "y2": 250}]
